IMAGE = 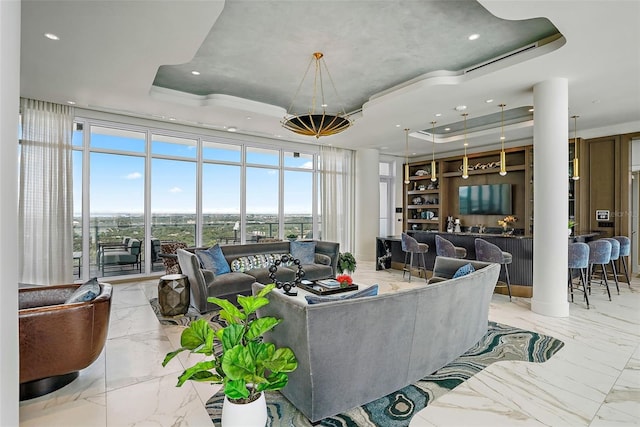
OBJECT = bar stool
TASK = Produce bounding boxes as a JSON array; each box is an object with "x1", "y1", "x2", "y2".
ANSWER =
[
  {"x1": 601, "y1": 238, "x2": 621, "y2": 295},
  {"x1": 474, "y1": 238, "x2": 512, "y2": 301},
  {"x1": 613, "y1": 236, "x2": 631, "y2": 287},
  {"x1": 587, "y1": 239, "x2": 612, "y2": 301},
  {"x1": 568, "y1": 242, "x2": 590, "y2": 309},
  {"x1": 401, "y1": 232, "x2": 429, "y2": 282},
  {"x1": 435, "y1": 235, "x2": 467, "y2": 259}
]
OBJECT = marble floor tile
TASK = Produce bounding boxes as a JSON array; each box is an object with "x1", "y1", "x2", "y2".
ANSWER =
[
  {"x1": 20, "y1": 393, "x2": 107, "y2": 427},
  {"x1": 107, "y1": 302, "x2": 164, "y2": 339}
]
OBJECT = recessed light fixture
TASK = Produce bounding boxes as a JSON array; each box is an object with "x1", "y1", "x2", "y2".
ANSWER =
[
  {"x1": 191, "y1": 70, "x2": 201, "y2": 76},
  {"x1": 67, "y1": 101, "x2": 76, "y2": 105},
  {"x1": 485, "y1": 99, "x2": 494, "y2": 103},
  {"x1": 246, "y1": 116, "x2": 252, "y2": 120},
  {"x1": 444, "y1": 127, "x2": 451, "y2": 131},
  {"x1": 435, "y1": 113, "x2": 442, "y2": 117},
  {"x1": 169, "y1": 117, "x2": 176, "y2": 121},
  {"x1": 454, "y1": 105, "x2": 467, "y2": 111},
  {"x1": 395, "y1": 124, "x2": 401, "y2": 128},
  {"x1": 227, "y1": 126, "x2": 237, "y2": 132},
  {"x1": 528, "y1": 108, "x2": 534, "y2": 112},
  {"x1": 468, "y1": 34, "x2": 480, "y2": 41},
  {"x1": 321, "y1": 103, "x2": 328, "y2": 108},
  {"x1": 44, "y1": 32, "x2": 60, "y2": 41}
]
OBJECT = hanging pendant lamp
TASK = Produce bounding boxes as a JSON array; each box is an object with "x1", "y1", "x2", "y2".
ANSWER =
[
  {"x1": 430, "y1": 121, "x2": 437, "y2": 182},
  {"x1": 404, "y1": 128, "x2": 411, "y2": 184},
  {"x1": 462, "y1": 113, "x2": 469, "y2": 179},
  {"x1": 499, "y1": 104, "x2": 507, "y2": 176},
  {"x1": 282, "y1": 52, "x2": 352, "y2": 139},
  {"x1": 571, "y1": 115, "x2": 580, "y2": 180}
]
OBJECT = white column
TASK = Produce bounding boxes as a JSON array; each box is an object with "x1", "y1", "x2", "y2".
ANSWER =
[
  {"x1": 531, "y1": 78, "x2": 570, "y2": 317},
  {"x1": 0, "y1": 0, "x2": 21, "y2": 424},
  {"x1": 355, "y1": 149, "x2": 380, "y2": 261}
]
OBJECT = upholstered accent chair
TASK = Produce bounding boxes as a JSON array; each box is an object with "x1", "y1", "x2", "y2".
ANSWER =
[
  {"x1": 587, "y1": 239, "x2": 612, "y2": 301},
  {"x1": 613, "y1": 235, "x2": 631, "y2": 287},
  {"x1": 601, "y1": 238, "x2": 621, "y2": 295},
  {"x1": 19, "y1": 283, "x2": 112, "y2": 400},
  {"x1": 435, "y1": 235, "x2": 467, "y2": 259},
  {"x1": 475, "y1": 238, "x2": 512, "y2": 301},
  {"x1": 400, "y1": 232, "x2": 428, "y2": 282},
  {"x1": 99, "y1": 238, "x2": 142, "y2": 274}
]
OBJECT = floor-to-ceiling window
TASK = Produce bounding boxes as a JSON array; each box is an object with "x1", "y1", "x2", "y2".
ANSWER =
[
  {"x1": 246, "y1": 147, "x2": 280, "y2": 241},
  {"x1": 284, "y1": 151, "x2": 314, "y2": 239}
]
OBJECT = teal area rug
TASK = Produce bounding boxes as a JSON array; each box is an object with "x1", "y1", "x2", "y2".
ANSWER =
[
  {"x1": 205, "y1": 321, "x2": 564, "y2": 426},
  {"x1": 148, "y1": 299, "x2": 564, "y2": 426}
]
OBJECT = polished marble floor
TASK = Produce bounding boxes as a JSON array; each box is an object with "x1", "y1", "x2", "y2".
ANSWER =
[{"x1": 19, "y1": 262, "x2": 640, "y2": 426}]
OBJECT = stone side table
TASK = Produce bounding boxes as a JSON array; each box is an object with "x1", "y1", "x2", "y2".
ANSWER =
[{"x1": 158, "y1": 274, "x2": 190, "y2": 316}]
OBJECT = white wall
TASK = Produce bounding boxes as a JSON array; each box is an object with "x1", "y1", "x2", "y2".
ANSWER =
[
  {"x1": 355, "y1": 149, "x2": 380, "y2": 261},
  {"x1": 0, "y1": 1, "x2": 21, "y2": 425}
]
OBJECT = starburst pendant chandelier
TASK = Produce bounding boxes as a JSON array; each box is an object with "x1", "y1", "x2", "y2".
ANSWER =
[{"x1": 282, "y1": 52, "x2": 352, "y2": 139}]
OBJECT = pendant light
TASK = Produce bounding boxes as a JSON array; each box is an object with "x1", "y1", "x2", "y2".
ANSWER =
[
  {"x1": 462, "y1": 113, "x2": 469, "y2": 179},
  {"x1": 499, "y1": 104, "x2": 507, "y2": 176},
  {"x1": 571, "y1": 115, "x2": 580, "y2": 180},
  {"x1": 404, "y1": 128, "x2": 410, "y2": 184},
  {"x1": 430, "y1": 121, "x2": 437, "y2": 182}
]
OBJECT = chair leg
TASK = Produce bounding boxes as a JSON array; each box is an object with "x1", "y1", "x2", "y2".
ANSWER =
[
  {"x1": 609, "y1": 260, "x2": 620, "y2": 294},
  {"x1": 568, "y1": 269, "x2": 575, "y2": 302},
  {"x1": 600, "y1": 264, "x2": 612, "y2": 301},
  {"x1": 621, "y1": 256, "x2": 631, "y2": 288},
  {"x1": 403, "y1": 252, "x2": 410, "y2": 280},
  {"x1": 580, "y1": 267, "x2": 590, "y2": 309},
  {"x1": 420, "y1": 252, "x2": 428, "y2": 282},
  {"x1": 504, "y1": 263, "x2": 512, "y2": 301}
]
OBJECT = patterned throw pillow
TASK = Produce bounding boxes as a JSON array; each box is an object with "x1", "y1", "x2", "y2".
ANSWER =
[
  {"x1": 65, "y1": 277, "x2": 101, "y2": 304},
  {"x1": 230, "y1": 256, "x2": 253, "y2": 272},
  {"x1": 305, "y1": 284, "x2": 379, "y2": 305},
  {"x1": 195, "y1": 244, "x2": 230, "y2": 275},
  {"x1": 452, "y1": 263, "x2": 475, "y2": 279},
  {"x1": 290, "y1": 241, "x2": 316, "y2": 265}
]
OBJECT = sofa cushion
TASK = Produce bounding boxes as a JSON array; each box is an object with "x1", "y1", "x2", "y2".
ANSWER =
[
  {"x1": 305, "y1": 284, "x2": 379, "y2": 305},
  {"x1": 453, "y1": 263, "x2": 475, "y2": 279},
  {"x1": 291, "y1": 241, "x2": 316, "y2": 264},
  {"x1": 65, "y1": 277, "x2": 101, "y2": 304},
  {"x1": 230, "y1": 253, "x2": 292, "y2": 272},
  {"x1": 246, "y1": 266, "x2": 296, "y2": 285},
  {"x1": 195, "y1": 244, "x2": 230, "y2": 275},
  {"x1": 298, "y1": 263, "x2": 333, "y2": 282},
  {"x1": 208, "y1": 272, "x2": 256, "y2": 298}
]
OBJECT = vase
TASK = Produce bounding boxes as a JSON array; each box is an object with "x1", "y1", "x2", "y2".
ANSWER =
[{"x1": 221, "y1": 393, "x2": 267, "y2": 427}]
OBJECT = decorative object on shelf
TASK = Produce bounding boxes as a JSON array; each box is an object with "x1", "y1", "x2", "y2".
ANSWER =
[
  {"x1": 286, "y1": 233, "x2": 297, "y2": 242},
  {"x1": 462, "y1": 113, "x2": 469, "y2": 179},
  {"x1": 337, "y1": 251, "x2": 357, "y2": 274},
  {"x1": 499, "y1": 103, "x2": 508, "y2": 176},
  {"x1": 418, "y1": 184, "x2": 426, "y2": 191},
  {"x1": 498, "y1": 215, "x2": 517, "y2": 232},
  {"x1": 412, "y1": 196, "x2": 423, "y2": 205},
  {"x1": 335, "y1": 274, "x2": 353, "y2": 288},
  {"x1": 281, "y1": 52, "x2": 352, "y2": 139},
  {"x1": 454, "y1": 218, "x2": 462, "y2": 233},
  {"x1": 568, "y1": 219, "x2": 576, "y2": 236},
  {"x1": 571, "y1": 115, "x2": 580, "y2": 180},
  {"x1": 430, "y1": 121, "x2": 438, "y2": 182},
  {"x1": 458, "y1": 160, "x2": 502, "y2": 172},
  {"x1": 447, "y1": 216, "x2": 454, "y2": 233},
  {"x1": 427, "y1": 181, "x2": 438, "y2": 190},
  {"x1": 268, "y1": 255, "x2": 303, "y2": 296},
  {"x1": 162, "y1": 283, "x2": 298, "y2": 427},
  {"x1": 415, "y1": 169, "x2": 428, "y2": 176},
  {"x1": 404, "y1": 128, "x2": 410, "y2": 184}
]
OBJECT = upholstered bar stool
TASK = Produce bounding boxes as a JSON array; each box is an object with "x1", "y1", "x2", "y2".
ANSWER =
[
  {"x1": 474, "y1": 238, "x2": 512, "y2": 301},
  {"x1": 601, "y1": 238, "x2": 621, "y2": 295},
  {"x1": 401, "y1": 232, "x2": 429, "y2": 282},
  {"x1": 587, "y1": 239, "x2": 612, "y2": 301},
  {"x1": 613, "y1": 236, "x2": 631, "y2": 287},
  {"x1": 568, "y1": 242, "x2": 590, "y2": 309},
  {"x1": 435, "y1": 235, "x2": 467, "y2": 259}
]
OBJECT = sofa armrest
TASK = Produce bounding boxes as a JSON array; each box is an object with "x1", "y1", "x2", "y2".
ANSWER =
[
  {"x1": 427, "y1": 276, "x2": 449, "y2": 284},
  {"x1": 314, "y1": 253, "x2": 331, "y2": 266},
  {"x1": 202, "y1": 269, "x2": 216, "y2": 284}
]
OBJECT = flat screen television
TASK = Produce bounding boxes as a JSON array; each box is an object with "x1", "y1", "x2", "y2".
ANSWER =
[{"x1": 459, "y1": 184, "x2": 512, "y2": 215}]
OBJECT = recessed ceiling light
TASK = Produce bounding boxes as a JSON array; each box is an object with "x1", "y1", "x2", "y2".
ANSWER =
[
  {"x1": 454, "y1": 105, "x2": 467, "y2": 111},
  {"x1": 227, "y1": 126, "x2": 237, "y2": 132},
  {"x1": 246, "y1": 116, "x2": 252, "y2": 120},
  {"x1": 468, "y1": 34, "x2": 480, "y2": 41},
  {"x1": 67, "y1": 100, "x2": 76, "y2": 105},
  {"x1": 44, "y1": 33, "x2": 60, "y2": 41},
  {"x1": 435, "y1": 113, "x2": 442, "y2": 117},
  {"x1": 412, "y1": 152, "x2": 417, "y2": 155},
  {"x1": 321, "y1": 103, "x2": 328, "y2": 108},
  {"x1": 191, "y1": 70, "x2": 201, "y2": 76},
  {"x1": 395, "y1": 124, "x2": 401, "y2": 127},
  {"x1": 169, "y1": 117, "x2": 176, "y2": 121},
  {"x1": 485, "y1": 99, "x2": 494, "y2": 103},
  {"x1": 444, "y1": 127, "x2": 451, "y2": 131},
  {"x1": 528, "y1": 108, "x2": 534, "y2": 112}
]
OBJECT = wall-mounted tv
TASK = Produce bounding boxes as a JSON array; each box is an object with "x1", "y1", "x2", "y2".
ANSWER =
[{"x1": 459, "y1": 184, "x2": 512, "y2": 215}]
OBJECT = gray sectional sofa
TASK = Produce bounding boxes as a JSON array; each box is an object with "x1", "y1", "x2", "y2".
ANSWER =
[
  {"x1": 176, "y1": 240, "x2": 339, "y2": 313},
  {"x1": 254, "y1": 256, "x2": 500, "y2": 423}
]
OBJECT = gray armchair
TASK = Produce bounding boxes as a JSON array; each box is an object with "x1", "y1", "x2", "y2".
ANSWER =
[{"x1": 99, "y1": 238, "x2": 142, "y2": 274}]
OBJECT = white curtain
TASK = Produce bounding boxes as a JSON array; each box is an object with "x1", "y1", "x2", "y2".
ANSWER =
[
  {"x1": 319, "y1": 145, "x2": 355, "y2": 253},
  {"x1": 19, "y1": 98, "x2": 75, "y2": 285}
]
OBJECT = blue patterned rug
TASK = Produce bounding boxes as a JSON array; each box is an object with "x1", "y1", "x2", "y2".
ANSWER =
[{"x1": 204, "y1": 321, "x2": 564, "y2": 427}]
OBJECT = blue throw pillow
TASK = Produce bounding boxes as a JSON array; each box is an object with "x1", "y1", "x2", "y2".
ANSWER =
[
  {"x1": 65, "y1": 277, "x2": 101, "y2": 304},
  {"x1": 196, "y1": 244, "x2": 230, "y2": 275},
  {"x1": 290, "y1": 241, "x2": 316, "y2": 265},
  {"x1": 452, "y1": 263, "x2": 475, "y2": 279},
  {"x1": 305, "y1": 284, "x2": 379, "y2": 305}
]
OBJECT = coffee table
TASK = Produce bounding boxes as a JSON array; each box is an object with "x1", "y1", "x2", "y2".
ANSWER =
[{"x1": 297, "y1": 281, "x2": 359, "y2": 296}]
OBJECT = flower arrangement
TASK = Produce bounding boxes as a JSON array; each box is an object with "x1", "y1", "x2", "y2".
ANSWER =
[
  {"x1": 568, "y1": 219, "x2": 576, "y2": 229},
  {"x1": 497, "y1": 215, "x2": 517, "y2": 230},
  {"x1": 336, "y1": 274, "x2": 353, "y2": 288}
]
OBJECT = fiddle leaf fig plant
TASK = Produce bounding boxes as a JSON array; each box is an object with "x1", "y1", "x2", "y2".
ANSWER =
[
  {"x1": 162, "y1": 284, "x2": 298, "y2": 403},
  {"x1": 337, "y1": 251, "x2": 357, "y2": 274}
]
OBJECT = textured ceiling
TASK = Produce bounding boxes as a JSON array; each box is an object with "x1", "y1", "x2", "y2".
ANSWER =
[{"x1": 152, "y1": 0, "x2": 559, "y2": 116}]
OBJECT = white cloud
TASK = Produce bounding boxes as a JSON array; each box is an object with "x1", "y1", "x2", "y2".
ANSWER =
[
  {"x1": 267, "y1": 170, "x2": 277, "y2": 175},
  {"x1": 169, "y1": 186, "x2": 183, "y2": 193},
  {"x1": 301, "y1": 161, "x2": 313, "y2": 169},
  {"x1": 125, "y1": 172, "x2": 142, "y2": 180}
]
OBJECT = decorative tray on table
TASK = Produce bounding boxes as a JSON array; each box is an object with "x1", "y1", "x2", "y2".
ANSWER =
[{"x1": 298, "y1": 279, "x2": 359, "y2": 296}]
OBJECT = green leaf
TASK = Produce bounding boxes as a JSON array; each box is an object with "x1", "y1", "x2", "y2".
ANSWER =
[
  {"x1": 179, "y1": 319, "x2": 215, "y2": 354},
  {"x1": 222, "y1": 345, "x2": 257, "y2": 381},
  {"x1": 256, "y1": 283, "x2": 276, "y2": 298},
  {"x1": 237, "y1": 295, "x2": 270, "y2": 316},
  {"x1": 224, "y1": 379, "x2": 249, "y2": 400},
  {"x1": 162, "y1": 347, "x2": 186, "y2": 367},
  {"x1": 256, "y1": 372, "x2": 289, "y2": 392},
  {"x1": 246, "y1": 317, "x2": 281, "y2": 340},
  {"x1": 263, "y1": 347, "x2": 298, "y2": 373},
  {"x1": 219, "y1": 324, "x2": 245, "y2": 351},
  {"x1": 176, "y1": 359, "x2": 219, "y2": 386},
  {"x1": 209, "y1": 297, "x2": 244, "y2": 324}
]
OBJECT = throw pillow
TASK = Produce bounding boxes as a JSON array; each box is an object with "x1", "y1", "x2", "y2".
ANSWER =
[
  {"x1": 452, "y1": 263, "x2": 475, "y2": 279},
  {"x1": 195, "y1": 244, "x2": 230, "y2": 275},
  {"x1": 230, "y1": 256, "x2": 253, "y2": 272},
  {"x1": 65, "y1": 277, "x2": 101, "y2": 304},
  {"x1": 305, "y1": 284, "x2": 379, "y2": 305},
  {"x1": 290, "y1": 241, "x2": 316, "y2": 265}
]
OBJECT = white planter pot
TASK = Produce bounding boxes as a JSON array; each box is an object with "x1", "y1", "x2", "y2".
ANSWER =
[{"x1": 221, "y1": 393, "x2": 267, "y2": 427}]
